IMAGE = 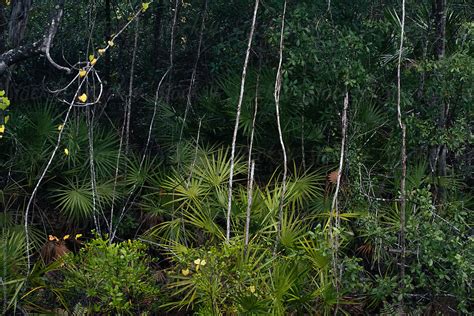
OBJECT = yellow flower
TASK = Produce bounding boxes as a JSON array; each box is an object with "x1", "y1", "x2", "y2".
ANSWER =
[
  {"x1": 200, "y1": 259, "x2": 206, "y2": 266},
  {"x1": 64, "y1": 148, "x2": 69, "y2": 156},
  {"x1": 78, "y1": 93, "x2": 88, "y2": 103},
  {"x1": 249, "y1": 285, "x2": 256, "y2": 293},
  {"x1": 0, "y1": 125, "x2": 4, "y2": 133},
  {"x1": 88, "y1": 55, "x2": 97, "y2": 66},
  {"x1": 181, "y1": 268, "x2": 190, "y2": 276},
  {"x1": 142, "y1": 2, "x2": 150, "y2": 12},
  {"x1": 194, "y1": 258, "x2": 201, "y2": 265},
  {"x1": 75, "y1": 233, "x2": 82, "y2": 239},
  {"x1": 57, "y1": 124, "x2": 64, "y2": 131},
  {"x1": 107, "y1": 40, "x2": 114, "y2": 47},
  {"x1": 79, "y1": 69, "x2": 87, "y2": 78},
  {"x1": 98, "y1": 48, "x2": 106, "y2": 55},
  {"x1": 63, "y1": 234, "x2": 70, "y2": 240}
]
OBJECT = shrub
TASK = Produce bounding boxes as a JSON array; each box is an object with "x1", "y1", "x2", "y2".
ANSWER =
[{"x1": 62, "y1": 236, "x2": 159, "y2": 314}]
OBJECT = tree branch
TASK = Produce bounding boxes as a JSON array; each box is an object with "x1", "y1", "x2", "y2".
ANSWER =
[{"x1": 0, "y1": 0, "x2": 68, "y2": 76}]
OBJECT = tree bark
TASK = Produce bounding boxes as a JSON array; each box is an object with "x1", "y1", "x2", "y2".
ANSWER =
[{"x1": 9, "y1": 0, "x2": 32, "y2": 47}]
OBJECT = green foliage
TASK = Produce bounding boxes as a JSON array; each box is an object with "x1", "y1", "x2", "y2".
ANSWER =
[
  {"x1": 1, "y1": 0, "x2": 472, "y2": 314},
  {"x1": 62, "y1": 236, "x2": 159, "y2": 314}
]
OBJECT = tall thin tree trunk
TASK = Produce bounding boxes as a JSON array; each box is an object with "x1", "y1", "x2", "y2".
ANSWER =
[
  {"x1": 244, "y1": 69, "x2": 260, "y2": 251},
  {"x1": 226, "y1": 0, "x2": 259, "y2": 242},
  {"x1": 330, "y1": 90, "x2": 349, "y2": 299},
  {"x1": 125, "y1": 19, "x2": 140, "y2": 155},
  {"x1": 244, "y1": 160, "x2": 255, "y2": 251},
  {"x1": 166, "y1": 0, "x2": 179, "y2": 102},
  {"x1": 274, "y1": 0, "x2": 288, "y2": 252},
  {"x1": 396, "y1": 0, "x2": 407, "y2": 312}
]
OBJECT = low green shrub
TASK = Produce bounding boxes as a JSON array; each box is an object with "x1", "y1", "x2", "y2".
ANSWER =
[{"x1": 62, "y1": 236, "x2": 159, "y2": 314}]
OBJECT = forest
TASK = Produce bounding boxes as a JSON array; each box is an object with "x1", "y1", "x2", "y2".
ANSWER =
[{"x1": 0, "y1": 0, "x2": 472, "y2": 314}]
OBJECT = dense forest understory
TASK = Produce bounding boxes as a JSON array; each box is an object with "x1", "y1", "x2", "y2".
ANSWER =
[{"x1": 0, "y1": 0, "x2": 473, "y2": 314}]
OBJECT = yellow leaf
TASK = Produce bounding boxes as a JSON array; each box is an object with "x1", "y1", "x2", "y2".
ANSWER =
[
  {"x1": 181, "y1": 268, "x2": 190, "y2": 276},
  {"x1": 142, "y1": 2, "x2": 150, "y2": 12},
  {"x1": 64, "y1": 148, "x2": 69, "y2": 156},
  {"x1": 4, "y1": 116, "x2": 9, "y2": 124},
  {"x1": 63, "y1": 234, "x2": 70, "y2": 240},
  {"x1": 90, "y1": 58, "x2": 97, "y2": 66},
  {"x1": 108, "y1": 40, "x2": 114, "y2": 47},
  {"x1": 193, "y1": 258, "x2": 201, "y2": 265},
  {"x1": 57, "y1": 124, "x2": 64, "y2": 131},
  {"x1": 75, "y1": 233, "x2": 82, "y2": 239},
  {"x1": 78, "y1": 93, "x2": 88, "y2": 103},
  {"x1": 79, "y1": 69, "x2": 87, "y2": 78},
  {"x1": 200, "y1": 259, "x2": 206, "y2": 266},
  {"x1": 98, "y1": 48, "x2": 106, "y2": 55},
  {"x1": 0, "y1": 125, "x2": 4, "y2": 133},
  {"x1": 89, "y1": 54, "x2": 95, "y2": 62}
]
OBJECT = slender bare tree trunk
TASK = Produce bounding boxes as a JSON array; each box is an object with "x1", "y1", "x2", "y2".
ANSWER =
[
  {"x1": 274, "y1": 0, "x2": 288, "y2": 251},
  {"x1": 226, "y1": 0, "x2": 260, "y2": 242},
  {"x1": 244, "y1": 69, "x2": 259, "y2": 252},
  {"x1": 177, "y1": 0, "x2": 208, "y2": 172},
  {"x1": 166, "y1": 0, "x2": 179, "y2": 102},
  {"x1": 109, "y1": 19, "x2": 140, "y2": 237},
  {"x1": 396, "y1": 0, "x2": 407, "y2": 311},
  {"x1": 87, "y1": 107, "x2": 100, "y2": 233},
  {"x1": 330, "y1": 90, "x2": 349, "y2": 299},
  {"x1": 125, "y1": 19, "x2": 140, "y2": 154},
  {"x1": 244, "y1": 160, "x2": 255, "y2": 250}
]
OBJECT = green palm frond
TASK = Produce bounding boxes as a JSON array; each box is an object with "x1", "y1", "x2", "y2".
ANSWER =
[{"x1": 52, "y1": 178, "x2": 93, "y2": 221}]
